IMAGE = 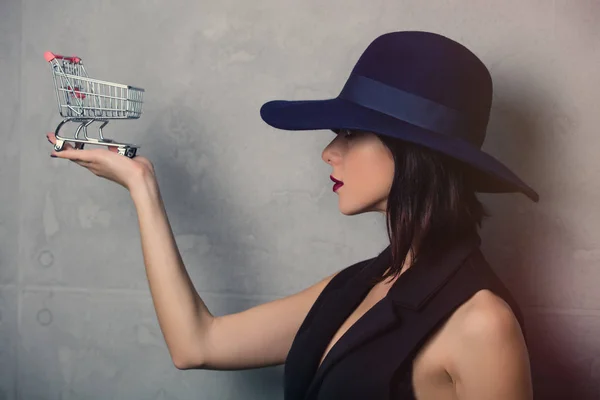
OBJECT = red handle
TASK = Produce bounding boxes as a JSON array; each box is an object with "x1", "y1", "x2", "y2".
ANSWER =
[{"x1": 44, "y1": 51, "x2": 81, "y2": 64}]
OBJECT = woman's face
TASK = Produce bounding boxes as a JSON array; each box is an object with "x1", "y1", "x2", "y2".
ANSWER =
[{"x1": 321, "y1": 129, "x2": 395, "y2": 216}]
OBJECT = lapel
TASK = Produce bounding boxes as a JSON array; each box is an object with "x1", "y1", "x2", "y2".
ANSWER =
[{"x1": 295, "y1": 231, "x2": 482, "y2": 400}]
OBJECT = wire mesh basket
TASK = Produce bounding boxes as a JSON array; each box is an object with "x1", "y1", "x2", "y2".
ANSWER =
[{"x1": 45, "y1": 51, "x2": 145, "y2": 158}]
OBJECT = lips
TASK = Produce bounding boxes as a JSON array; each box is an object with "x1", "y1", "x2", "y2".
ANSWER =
[
  {"x1": 330, "y1": 175, "x2": 344, "y2": 192},
  {"x1": 330, "y1": 175, "x2": 343, "y2": 184}
]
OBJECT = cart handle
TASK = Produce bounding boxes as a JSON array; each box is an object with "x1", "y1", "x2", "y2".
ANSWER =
[{"x1": 44, "y1": 51, "x2": 81, "y2": 64}]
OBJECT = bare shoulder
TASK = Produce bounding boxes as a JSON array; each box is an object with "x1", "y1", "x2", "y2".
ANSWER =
[
  {"x1": 445, "y1": 289, "x2": 532, "y2": 399},
  {"x1": 457, "y1": 290, "x2": 528, "y2": 357},
  {"x1": 411, "y1": 289, "x2": 532, "y2": 399},
  {"x1": 412, "y1": 290, "x2": 519, "y2": 373},
  {"x1": 457, "y1": 289, "x2": 519, "y2": 331},
  {"x1": 440, "y1": 289, "x2": 525, "y2": 359}
]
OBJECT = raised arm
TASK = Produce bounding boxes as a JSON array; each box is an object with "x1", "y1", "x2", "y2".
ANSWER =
[{"x1": 130, "y1": 173, "x2": 338, "y2": 370}]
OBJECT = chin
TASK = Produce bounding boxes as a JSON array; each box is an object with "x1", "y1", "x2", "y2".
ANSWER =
[
  {"x1": 339, "y1": 209, "x2": 361, "y2": 216},
  {"x1": 338, "y1": 202, "x2": 376, "y2": 216},
  {"x1": 338, "y1": 197, "x2": 387, "y2": 216}
]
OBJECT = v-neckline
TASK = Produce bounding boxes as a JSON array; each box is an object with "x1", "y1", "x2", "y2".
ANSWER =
[
  {"x1": 315, "y1": 290, "x2": 390, "y2": 371},
  {"x1": 314, "y1": 261, "x2": 400, "y2": 372}
]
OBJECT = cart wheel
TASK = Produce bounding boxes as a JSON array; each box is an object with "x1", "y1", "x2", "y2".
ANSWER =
[
  {"x1": 125, "y1": 147, "x2": 137, "y2": 158},
  {"x1": 54, "y1": 140, "x2": 64, "y2": 151}
]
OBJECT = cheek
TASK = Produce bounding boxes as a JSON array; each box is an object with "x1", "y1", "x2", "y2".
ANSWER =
[{"x1": 346, "y1": 150, "x2": 394, "y2": 195}]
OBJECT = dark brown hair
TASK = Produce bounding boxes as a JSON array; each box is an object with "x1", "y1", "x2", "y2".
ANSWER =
[{"x1": 373, "y1": 134, "x2": 490, "y2": 285}]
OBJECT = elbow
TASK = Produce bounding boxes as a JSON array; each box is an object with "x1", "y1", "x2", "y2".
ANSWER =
[
  {"x1": 169, "y1": 326, "x2": 212, "y2": 370},
  {"x1": 172, "y1": 353, "x2": 205, "y2": 370},
  {"x1": 172, "y1": 356, "x2": 190, "y2": 370}
]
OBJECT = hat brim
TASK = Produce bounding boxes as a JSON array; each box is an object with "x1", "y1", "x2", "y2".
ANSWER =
[{"x1": 260, "y1": 97, "x2": 539, "y2": 202}]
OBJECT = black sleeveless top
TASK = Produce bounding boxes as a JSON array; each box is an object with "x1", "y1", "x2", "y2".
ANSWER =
[{"x1": 283, "y1": 231, "x2": 526, "y2": 399}]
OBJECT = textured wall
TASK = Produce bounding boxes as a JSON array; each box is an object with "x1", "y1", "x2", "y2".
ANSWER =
[{"x1": 0, "y1": 0, "x2": 598, "y2": 399}]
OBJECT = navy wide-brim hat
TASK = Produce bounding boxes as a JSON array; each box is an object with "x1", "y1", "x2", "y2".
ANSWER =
[{"x1": 260, "y1": 31, "x2": 539, "y2": 202}]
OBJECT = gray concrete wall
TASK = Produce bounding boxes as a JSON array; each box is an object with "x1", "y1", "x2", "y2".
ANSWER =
[{"x1": 0, "y1": 0, "x2": 598, "y2": 399}]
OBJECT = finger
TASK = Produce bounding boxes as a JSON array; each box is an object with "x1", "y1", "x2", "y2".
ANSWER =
[
  {"x1": 50, "y1": 153, "x2": 92, "y2": 168},
  {"x1": 46, "y1": 132, "x2": 75, "y2": 150},
  {"x1": 50, "y1": 147, "x2": 97, "y2": 163},
  {"x1": 73, "y1": 159, "x2": 93, "y2": 166}
]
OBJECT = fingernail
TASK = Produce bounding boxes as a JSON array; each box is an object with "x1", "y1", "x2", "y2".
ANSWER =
[{"x1": 50, "y1": 154, "x2": 56, "y2": 158}]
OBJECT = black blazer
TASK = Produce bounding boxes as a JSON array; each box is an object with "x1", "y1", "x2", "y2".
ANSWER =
[{"x1": 283, "y1": 232, "x2": 526, "y2": 399}]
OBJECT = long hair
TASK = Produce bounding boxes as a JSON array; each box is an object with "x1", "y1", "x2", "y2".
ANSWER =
[{"x1": 373, "y1": 134, "x2": 490, "y2": 285}]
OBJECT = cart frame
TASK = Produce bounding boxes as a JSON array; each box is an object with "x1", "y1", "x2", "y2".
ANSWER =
[{"x1": 45, "y1": 51, "x2": 145, "y2": 158}]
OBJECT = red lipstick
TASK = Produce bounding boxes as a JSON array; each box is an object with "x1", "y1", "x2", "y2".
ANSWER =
[{"x1": 330, "y1": 175, "x2": 344, "y2": 192}]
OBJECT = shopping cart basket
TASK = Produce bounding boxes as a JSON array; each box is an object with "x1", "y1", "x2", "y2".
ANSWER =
[{"x1": 44, "y1": 51, "x2": 145, "y2": 158}]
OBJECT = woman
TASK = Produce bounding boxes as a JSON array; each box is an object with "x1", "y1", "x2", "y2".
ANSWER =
[{"x1": 47, "y1": 31, "x2": 537, "y2": 399}]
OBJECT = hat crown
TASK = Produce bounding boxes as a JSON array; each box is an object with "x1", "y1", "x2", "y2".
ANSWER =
[{"x1": 348, "y1": 31, "x2": 493, "y2": 146}]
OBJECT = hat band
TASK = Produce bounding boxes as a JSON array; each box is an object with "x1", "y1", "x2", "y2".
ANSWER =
[{"x1": 338, "y1": 74, "x2": 474, "y2": 141}]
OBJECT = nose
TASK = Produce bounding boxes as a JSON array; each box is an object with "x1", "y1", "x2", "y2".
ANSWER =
[
  {"x1": 321, "y1": 136, "x2": 341, "y2": 165},
  {"x1": 321, "y1": 147, "x2": 330, "y2": 164},
  {"x1": 322, "y1": 146, "x2": 337, "y2": 166}
]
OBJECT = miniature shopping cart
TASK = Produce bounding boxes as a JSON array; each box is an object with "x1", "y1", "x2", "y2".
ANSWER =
[{"x1": 44, "y1": 51, "x2": 145, "y2": 158}]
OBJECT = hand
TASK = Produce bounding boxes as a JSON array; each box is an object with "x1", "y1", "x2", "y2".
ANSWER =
[{"x1": 46, "y1": 132, "x2": 155, "y2": 191}]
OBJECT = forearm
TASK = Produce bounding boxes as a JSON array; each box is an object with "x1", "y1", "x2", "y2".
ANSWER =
[{"x1": 129, "y1": 173, "x2": 213, "y2": 365}]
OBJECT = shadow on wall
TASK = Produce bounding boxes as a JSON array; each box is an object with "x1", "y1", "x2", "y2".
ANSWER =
[{"x1": 482, "y1": 87, "x2": 598, "y2": 398}]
